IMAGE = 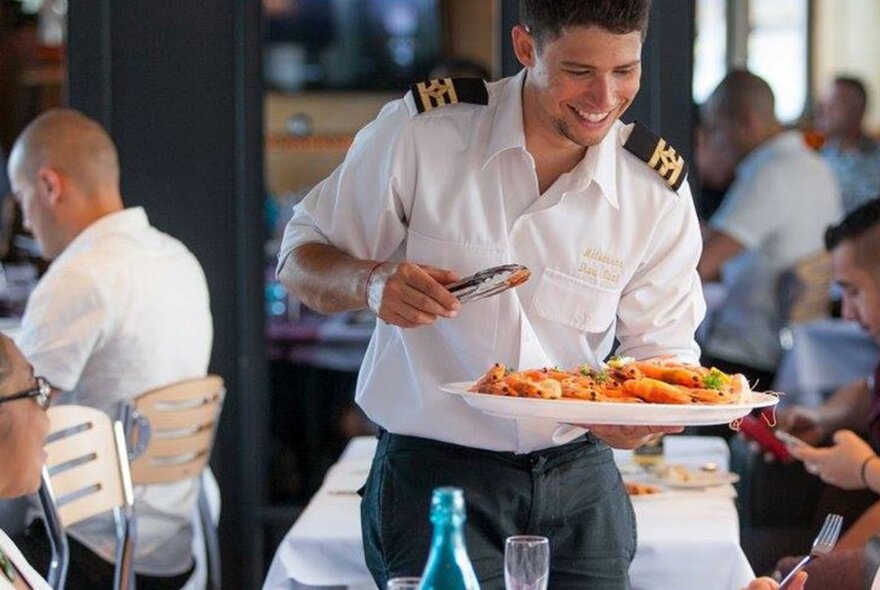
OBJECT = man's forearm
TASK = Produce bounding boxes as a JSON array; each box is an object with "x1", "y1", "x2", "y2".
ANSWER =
[
  {"x1": 278, "y1": 243, "x2": 376, "y2": 314},
  {"x1": 698, "y1": 230, "x2": 744, "y2": 282},
  {"x1": 823, "y1": 378, "x2": 872, "y2": 434}
]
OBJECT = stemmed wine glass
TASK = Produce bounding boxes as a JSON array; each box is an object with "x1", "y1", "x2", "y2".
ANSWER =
[{"x1": 504, "y1": 536, "x2": 549, "y2": 590}]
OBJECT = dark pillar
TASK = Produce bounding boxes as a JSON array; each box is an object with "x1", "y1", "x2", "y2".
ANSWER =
[{"x1": 67, "y1": 1, "x2": 267, "y2": 587}]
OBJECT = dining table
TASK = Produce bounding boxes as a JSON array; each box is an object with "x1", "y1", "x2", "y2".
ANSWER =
[{"x1": 262, "y1": 435, "x2": 755, "y2": 590}]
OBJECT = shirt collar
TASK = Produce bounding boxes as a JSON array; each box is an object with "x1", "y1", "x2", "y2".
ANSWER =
[
  {"x1": 482, "y1": 69, "x2": 620, "y2": 208},
  {"x1": 583, "y1": 121, "x2": 620, "y2": 208},
  {"x1": 58, "y1": 207, "x2": 149, "y2": 262},
  {"x1": 483, "y1": 69, "x2": 528, "y2": 166},
  {"x1": 736, "y1": 130, "x2": 803, "y2": 178},
  {"x1": 825, "y1": 135, "x2": 880, "y2": 155}
]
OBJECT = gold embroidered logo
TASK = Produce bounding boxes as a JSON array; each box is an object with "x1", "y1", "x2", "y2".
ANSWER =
[
  {"x1": 648, "y1": 139, "x2": 685, "y2": 189},
  {"x1": 578, "y1": 248, "x2": 623, "y2": 285},
  {"x1": 415, "y1": 78, "x2": 459, "y2": 113}
]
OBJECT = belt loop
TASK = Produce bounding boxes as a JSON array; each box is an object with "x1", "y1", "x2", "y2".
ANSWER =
[{"x1": 531, "y1": 454, "x2": 548, "y2": 473}]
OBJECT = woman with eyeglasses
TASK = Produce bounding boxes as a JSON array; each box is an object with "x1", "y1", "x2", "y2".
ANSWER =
[{"x1": 0, "y1": 333, "x2": 52, "y2": 589}]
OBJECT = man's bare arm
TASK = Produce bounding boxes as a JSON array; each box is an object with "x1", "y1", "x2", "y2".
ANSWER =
[
  {"x1": 698, "y1": 230, "x2": 744, "y2": 282},
  {"x1": 279, "y1": 242, "x2": 461, "y2": 328}
]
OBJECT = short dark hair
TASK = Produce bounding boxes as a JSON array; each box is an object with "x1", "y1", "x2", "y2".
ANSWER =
[
  {"x1": 520, "y1": 0, "x2": 651, "y2": 47},
  {"x1": 835, "y1": 76, "x2": 868, "y2": 111},
  {"x1": 706, "y1": 69, "x2": 776, "y2": 124},
  {"x1": 825, "y1": 198, "x2": 880, "y2": 251}
]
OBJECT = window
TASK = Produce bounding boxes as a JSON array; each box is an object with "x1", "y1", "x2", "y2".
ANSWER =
[
  {"x1": 747, "y1": 0, "x2": 809, "y2": 123},
  {"x1": 693, "y1": 0, "x2": 810, "y2": 124},
  {"x1": 693, "y1": 0, "x2": 727, "y2": 106}
]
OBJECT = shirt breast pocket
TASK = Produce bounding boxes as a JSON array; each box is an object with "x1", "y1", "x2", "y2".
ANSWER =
[
  {"x1": 406, "y1": 227, "x2": 505, "y2": 276},
  {"x1": 406, "y1": 228, "x2": 506, "y2": 359},
  {"x1": 532, "y1": 268, "x2": 620, "y2": 333}
]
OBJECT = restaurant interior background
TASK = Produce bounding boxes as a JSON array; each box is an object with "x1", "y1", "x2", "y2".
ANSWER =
[{"x1": 1, "y1": 0, "x2": 880, "y2": 587}]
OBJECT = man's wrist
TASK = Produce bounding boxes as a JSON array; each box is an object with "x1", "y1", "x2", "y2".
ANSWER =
[{"x1": 363, "y1": 262, "x2": 384, "y2": 310}]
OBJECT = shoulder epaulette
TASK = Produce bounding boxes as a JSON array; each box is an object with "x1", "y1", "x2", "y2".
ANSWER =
[
  {"x1": 409, "y1": 77, "x2": 488, "y2": 114},
  {"x1": 623, "y1": 121, "x2": 688, "y2": 191}
]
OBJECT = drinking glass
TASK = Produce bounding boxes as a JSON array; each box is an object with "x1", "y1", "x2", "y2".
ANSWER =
[
  {"x1": 504, "y1": 536, "x2": 549, "y2": 590},
  {"x1": 387, "y1": 577, "x2": 421, "y2": 590}
]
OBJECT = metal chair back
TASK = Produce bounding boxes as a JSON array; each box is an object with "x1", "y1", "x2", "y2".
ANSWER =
[
  {"x1": 39, "y1": 405, "x2": 135, "y2": 590},
  {"x1": 124, "y1": 375, "x2": 225, "y2": 590}
]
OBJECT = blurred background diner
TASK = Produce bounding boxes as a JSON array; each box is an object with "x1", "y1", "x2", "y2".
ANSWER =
[{"x1": 1, "y1": 0, "x2": 880, "y2": 588}]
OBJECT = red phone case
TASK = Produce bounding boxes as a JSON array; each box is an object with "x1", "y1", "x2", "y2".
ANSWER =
[{"x1": 738, "y1": 414, "x2": 794, "y2": 462}]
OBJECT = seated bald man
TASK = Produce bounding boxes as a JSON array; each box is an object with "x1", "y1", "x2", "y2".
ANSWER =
[
  {"x1": 8, "y1": 109, "x2": 213, "y2": 589},
  {"x1": 698, "y1": 70, "x2": 842, "y2": 385}
]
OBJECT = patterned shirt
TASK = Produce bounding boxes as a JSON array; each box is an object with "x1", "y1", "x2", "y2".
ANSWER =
[{"x1": 822, "y1": 137, "x2": 880, "y2": 213}]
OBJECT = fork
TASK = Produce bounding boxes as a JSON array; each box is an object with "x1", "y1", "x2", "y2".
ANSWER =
[{"x1": 778, "y1": 513, "x2": 844, "y2": 588}]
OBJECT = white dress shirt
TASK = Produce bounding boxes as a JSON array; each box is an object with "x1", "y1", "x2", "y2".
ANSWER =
[
  {"x1": 706, "y1": 131, "x2": 842, "y2": 370},
  {"x1": 17, "y1": 207, "x2": 213, "y2": 576},
  {"x1": 279, "y1": 70, "x2": 706, "y2": 454}
]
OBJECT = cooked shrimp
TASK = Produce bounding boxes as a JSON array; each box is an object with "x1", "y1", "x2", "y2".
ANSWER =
[
  {"x1": 470, "y1": 363, "x2": 508, "y2": 392},
  {"x1": 508, "y1": 376, "x2": 562, "y2": 399},
  {"x1": 633, "y1": 361, "x2": 704, "y2": 388},
  {"x1": 680, "y1": 386, "x2": 737, "y2": 404},
  {"x1": 622, "y1": 378, "x2": 692, "y2": 404}
]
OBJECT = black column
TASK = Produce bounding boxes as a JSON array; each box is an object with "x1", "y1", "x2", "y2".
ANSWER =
[
  {"x1": 67, "y1": 1, "x2": 266, "y2": 587},
  {"x1": 632, "y1": 0, "x2": 697, "y2": 163}
]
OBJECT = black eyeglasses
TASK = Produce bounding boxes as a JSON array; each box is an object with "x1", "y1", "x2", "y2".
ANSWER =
[{"x1": 0, "y1": 377, "x2": 52, "y2": 410}]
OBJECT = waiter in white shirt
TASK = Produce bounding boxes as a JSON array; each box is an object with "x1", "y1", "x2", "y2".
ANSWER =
[{"x1": 277, "y1": 0, "x2": 704, "y2": 587}]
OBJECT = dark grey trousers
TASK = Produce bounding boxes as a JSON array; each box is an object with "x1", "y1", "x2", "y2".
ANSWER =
[{"x1": 360, "y1": 431, "x2": 636, "y2": 590}]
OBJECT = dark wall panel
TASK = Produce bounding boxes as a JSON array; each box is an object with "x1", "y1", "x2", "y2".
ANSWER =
[{"x1": 68, "y1": 1, "x2": 266, "y2": 587}]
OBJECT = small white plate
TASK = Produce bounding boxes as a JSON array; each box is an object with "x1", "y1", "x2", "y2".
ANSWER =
[
  {"x1": 652, "y1": 466, "x2": 741, "y2": 489},
  {"x1": 440, "y1": 381, "x2": 778, "y2": 426}
]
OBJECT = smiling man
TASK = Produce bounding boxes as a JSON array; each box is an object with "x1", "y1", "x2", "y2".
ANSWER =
[{"x1": 277, "y1": 1, "x2": 704, "y2": 587}]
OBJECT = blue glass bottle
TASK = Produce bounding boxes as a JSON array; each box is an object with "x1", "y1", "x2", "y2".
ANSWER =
[{"x1": 417, "y1": 487, "x2": 481, "y2": 590}]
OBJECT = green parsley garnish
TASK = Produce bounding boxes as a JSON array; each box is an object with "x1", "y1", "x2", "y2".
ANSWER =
[
  {"x1": 605, "y1": 355, "x2": 635, "y2": 370},
  {"x1": 702, "y1": 368, "x2": 729, "y2": 390}
]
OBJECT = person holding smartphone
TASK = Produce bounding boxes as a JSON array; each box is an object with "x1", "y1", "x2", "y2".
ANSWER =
[{"x1": 770, "y1": 199, "x2": 880, "y2": 590}]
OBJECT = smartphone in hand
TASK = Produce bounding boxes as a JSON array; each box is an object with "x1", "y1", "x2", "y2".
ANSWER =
[
  {"x1": 774, "y1": 430, "x2": 811, "y2": 450},
  {"x1": 738, "y1": 415, "x2": 794, "y2": 462}
]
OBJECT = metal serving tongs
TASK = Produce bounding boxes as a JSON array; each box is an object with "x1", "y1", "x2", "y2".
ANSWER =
[{"x1": 446, "y1": 264, "x2": 531, "y2": 304}]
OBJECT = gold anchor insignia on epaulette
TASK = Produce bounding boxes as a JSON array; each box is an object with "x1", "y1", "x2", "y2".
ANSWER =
[
  {"x1": 414, "y1": 78, "x2": 459, "y2": 112},
  {"x1": 648, "y1": 138, "x2": 686, "y2": 190}
]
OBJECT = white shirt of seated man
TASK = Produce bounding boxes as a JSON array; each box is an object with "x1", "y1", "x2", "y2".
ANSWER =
[{"x1": 18, "y1": 207, "x2": 213, "y2": 577}]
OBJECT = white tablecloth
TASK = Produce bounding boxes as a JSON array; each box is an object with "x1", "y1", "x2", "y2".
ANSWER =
[
  {"x1": 773, "y1": 319, "x2": 878, "y2": 407},
  {"x1": 263, "y1": 436, "x2": 754, "y2": 590}
]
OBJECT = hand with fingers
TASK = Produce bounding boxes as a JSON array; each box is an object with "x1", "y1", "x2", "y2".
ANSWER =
[
  {"x1": 366, "y1": 261, "x2": 461, "y2": 328},
  {"x1": 789, "y1": 429, "x2": 878, "y2": 491},
  {"x1": 778, "y1": 406, "x2": 828, "y2": 447},
  {"x1": 741, "y1": 572, "x2": 806, "y2": 590},
  {"x1": 582, "y1": 424, "x2": 684, "y2": 450}
]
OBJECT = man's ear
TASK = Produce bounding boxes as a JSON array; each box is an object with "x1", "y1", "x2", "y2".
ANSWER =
[
  {"x1": 36, "y1": 167, "x2": 64, "y2": 206},
  {"x1": 512, "y1": 24, "x2": 536, "y2": 69}
]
